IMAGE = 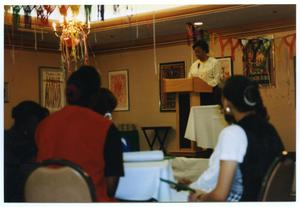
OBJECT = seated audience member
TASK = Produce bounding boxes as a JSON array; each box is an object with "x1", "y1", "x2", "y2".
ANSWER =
[
  {"x1": 183, "y1": 75, "x2": 284, "y2": 201},
  {"x1": 4, "y1": 101, "x2": 49, "y2": 202},
  {"x1": 221, "y1": 75, "x2": 284, "y2": 201},
  {"x1": 90, "y1": 87, "x2": 118, "y2": 120},
  {"x1": 90, "y1": 87, "x2": 128, "y2": 151},
  {"x1": 35, "y1": 65, "x2": 124, "y2": 202}
]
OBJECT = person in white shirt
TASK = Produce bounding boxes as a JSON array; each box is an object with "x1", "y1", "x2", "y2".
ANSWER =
[{"x1": 188, "y1": 40, "x2": 222, "y2": 105}]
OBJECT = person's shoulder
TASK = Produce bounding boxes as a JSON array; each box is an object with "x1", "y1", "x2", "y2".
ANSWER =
[
  {"x1": 208, "y1": 57, "x2": 219, "y2": 64},
  {"x1": 219, "y1": 124, "x2": 248, "y2": 146},
  {"x1": 220, "y1": 124, "x2": 246, "y2": 137}
]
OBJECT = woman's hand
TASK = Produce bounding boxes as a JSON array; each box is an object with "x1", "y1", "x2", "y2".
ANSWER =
[{"x1": 188, "y1": 189, "x2": 206, "y2": 201}]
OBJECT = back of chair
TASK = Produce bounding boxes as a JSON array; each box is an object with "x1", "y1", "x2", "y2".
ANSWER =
[
  {"x1": 24, "y1": 159, "x2": 96, "y2": 202},
  {"x1": 258, "y1": 152, "x2": 295, "y2": 201}
]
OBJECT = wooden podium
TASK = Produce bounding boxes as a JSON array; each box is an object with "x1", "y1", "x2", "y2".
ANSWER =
[{"x1": 162, "y1": 78, "x2": 212, "y2": 153}]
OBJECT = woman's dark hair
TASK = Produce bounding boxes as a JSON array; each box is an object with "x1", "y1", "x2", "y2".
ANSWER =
[
  {"x1": 12, "y1": 101, "x2": 49, "y2": 126},
  {"x1": 91, "y1": 87, "x2": 117, "y2": 115},
  {"x1": 66, "y1": 65, "x2": 101, "y2": 106},
  {"x1": 192, "y1": 40, "x2": 209, "y2": 53},
  {"x1": 222, "y1": 75, "x2": 269, "y2": 120}
]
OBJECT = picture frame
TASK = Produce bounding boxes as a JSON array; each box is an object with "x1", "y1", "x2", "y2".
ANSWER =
[
  {"x1": 4, "y1": 82, "x2": 9, "y2": 103},
  {"x1": 242, "y1": 39, "x2": 275, "y2": 85},
  {"x1": 216, "y1": 56, "x2": 233, "y2": 80},
  {"x1": 159, "y1": 61, "x2": 185, "y2": 112},
  {"x1": 108, "y1": 70, "x2": 129, "y2": 111},
  {"x1": 39, "y1": 67, "x2": 66, "y2": 112}
]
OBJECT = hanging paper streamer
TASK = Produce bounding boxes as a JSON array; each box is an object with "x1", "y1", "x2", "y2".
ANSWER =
[
  {"x1": 84, "y1": 5, "x2": 92, "y2": 24},
  {"x1": 70, "y1": 5, "x2": 80, "y2": 17},
  {"x1": 113, "y1": 5, "x2": 120, "y2": 15},
  {"x1": 193, "y1": 28, "x2": 210, "y2": 45},
  {"x1": 23, "y1": 5, "x2": 35, "y2": 29},
  {"x1": 231, "y1": 39, "x2": 241, "y2": 61},
  {"x1": 54, "y1": 14, "x2": 90, "y2": 74},
  {"x1": 59, "y1": 5, "x2": 69, "y2": 23},
  {"x1": 97, "y1": 5, "x2": 105, "y2": 21},
  {"x1": 185, "y1": 23, "x2": 193, "y2": 45},
  {"x1": 152, "y1": 13, "x2": 158, "y2": 75},
  {"x1": 43, "y1": 5, "x2": 56, "y2": 24},
  {"x1": 12, "y1": 5, "x2": 21, "y2": 29},
  {"x1": 4, "y1": 5, "x2": 11, "y2": 17},
  {"x1": 218, "y1": 34, "x2": 231, "y2": 57},
  {"x1": 35, "y1": 5, "x2": 45, "y2": 25},
  {"x1": 283, "y1": 34, "x2": 296, "y2": 59}
]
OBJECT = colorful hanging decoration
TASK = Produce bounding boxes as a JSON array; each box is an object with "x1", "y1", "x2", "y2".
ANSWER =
[
  {"x1": 84, "y1": 5, "x2": 92, "y2": 24},
  {"x1": 59, "y1": 5, "x2": 69, "y2": 23},
  {"x1": 113, "y1": 5, "x2": 120, "y2": 15},
  {"x1": 217, "y1": 34, "x2": 241, "y2": 60},
  {"x1": 70, "y1": 5, "x2": 80, "y2": 17},
  {"x1": 283, "y1": 34, "x2": 296, "y2": 59},
  {"x1": 43, "y1": 5, "x2": 56, "y2": 24},
  {"x1": 97, "y1": 5, "x2": 105, "y2": 21},
  {"x1": 53, "y1": 7, "x2": 90, "y2": 74},
  {"x1": 35, "y1": 5, "x2": 45, "y2": 25},
  {"x1": 12, "y1": 5, "x2": 21, "y2": 29},
  {"x1": 23, "y1": 5, "x2": 35, "y2": 28},
  {"x1": 185, "y1": 23, "x2": 193, "y2": 45},
  {"x1": 185, "y1": 23, "x2": 210, "y2": 45},
  {"x1": 4, "y1": 5, "x2": 11, "y2": 15},
  {"x1": 242, "y1": 38, "x2": 273, "y2": 85}
]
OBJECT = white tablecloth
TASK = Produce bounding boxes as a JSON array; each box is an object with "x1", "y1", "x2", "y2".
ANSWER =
[
  {"x1": 115, "y1": 159, "x2": 175, "y2": 201},
  {"x1": 184, "y1": 105, "x2": 227, "y2": 148},
  {"x1": 115, "y1": 157, "x2": 211, "y2": 202}
]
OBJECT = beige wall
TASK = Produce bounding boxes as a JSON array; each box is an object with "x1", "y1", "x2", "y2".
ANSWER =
[
  {"x1": 4, "y1": 49, "x2": 61, "y2": 128},
  {"x1": 4, "y1": 30, "x2": 296, "y2": 151}
]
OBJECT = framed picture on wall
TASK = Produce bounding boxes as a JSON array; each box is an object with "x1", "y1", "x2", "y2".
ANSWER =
[
  {"x1": 216, "y1": 56, "x2": 233, "y2": 80},
  {"x1": 108, "y1": 70, "x2": 129, "y2": 111},
  {"x1": 39, "y1": 67, "x2": 66, "y2": 113},
  {"x1": 242, "y1": 38, "x2": 275, "y2": 85},
  {"x1": 159, "y1": 61, "x2": 185, "y2": 112}
]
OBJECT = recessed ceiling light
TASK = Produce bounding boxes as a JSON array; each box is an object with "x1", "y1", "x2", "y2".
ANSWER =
[{"x1": 193, "y1": 22, "x2": 203, "y2": 26}]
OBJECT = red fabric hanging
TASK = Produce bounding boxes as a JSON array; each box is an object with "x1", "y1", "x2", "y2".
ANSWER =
[{"x1": 283, "y1": 34, "x2": 296, "y2": 59}]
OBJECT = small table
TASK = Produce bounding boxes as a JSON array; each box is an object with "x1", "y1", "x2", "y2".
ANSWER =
[
  {"x1": 141, "y1": 126, "x2": 171, "y2": 153},
  {"x1": 184, "y1": 105, "x2": 227, "y2": 148}
]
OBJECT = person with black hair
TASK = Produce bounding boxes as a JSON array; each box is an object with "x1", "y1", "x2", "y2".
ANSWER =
[
  {"x1": 221, "y1": 75, "x2": 284, "y2": 201},
  {"x1": 4, "y1": 101, "x2": 49, "y2": 202},
  {"x1": 90, "y1": 87, "x2": 118, "y2": 120},
  {"x1": 35, "y1": 65, "x2": 124, "y2": 202},
  {"x1": 90, "y1": 87, "x2": 129, "y2": 151},
  {"x1": 187, "y1": 39, "x2": 222, "y2": 105},
  {"x1": 188, "y1": 75, "x2": 284, "y2": 201}
]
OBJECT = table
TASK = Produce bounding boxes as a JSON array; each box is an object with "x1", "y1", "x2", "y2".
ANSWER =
[
  {"x1": 141, "y1": 126, "x2": 171, "y2": 153},
  {"x1": 184, "y1": 105, "x2": 227, "y2": 148},
  {"x1": 115, "y1": 157, "x2": 211, "y2": 202},
  {"x1": 115, "y1": 159, "x2": 175, "y2": 201}
]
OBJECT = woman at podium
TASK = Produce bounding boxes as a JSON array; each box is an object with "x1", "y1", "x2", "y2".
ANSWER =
[{"x1": 187, "y1": 40, "x2": 222, "y2": 105}]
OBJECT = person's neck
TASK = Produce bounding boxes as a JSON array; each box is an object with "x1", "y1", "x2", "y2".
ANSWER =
[
  {"x1": 199, "y1": 55, "x2": 209, "y2": 62},
  {"x1": 233, "y1": 110, "x2": 254, "y2": 122}
]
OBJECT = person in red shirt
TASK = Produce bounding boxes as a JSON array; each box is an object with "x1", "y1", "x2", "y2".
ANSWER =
[{"x1": 35, "y1": 65, "x2": 124, "y2": 202}]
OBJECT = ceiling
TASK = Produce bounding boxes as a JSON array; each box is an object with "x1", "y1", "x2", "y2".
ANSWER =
[{"x1": 4, "y1": 4, "x2": 296, "y2": 54}]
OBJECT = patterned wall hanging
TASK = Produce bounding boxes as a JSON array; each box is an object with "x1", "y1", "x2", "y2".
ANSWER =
[{"x1": 242, "y1": 38, "x2": 275, "y2": 85}]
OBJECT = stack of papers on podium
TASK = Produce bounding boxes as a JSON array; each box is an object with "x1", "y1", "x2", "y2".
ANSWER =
[{"x1": 123, "y1": 150, "x2": 164, "y2": 162}]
